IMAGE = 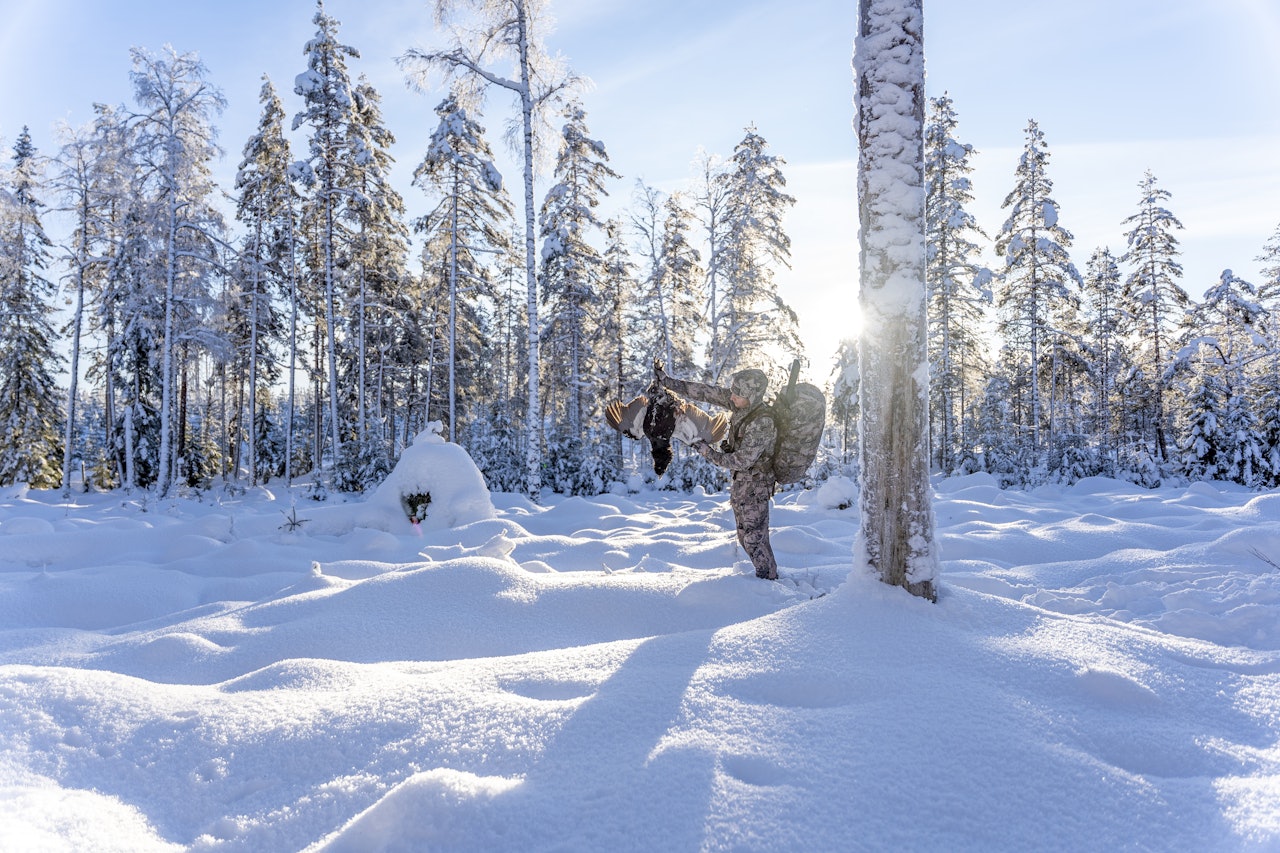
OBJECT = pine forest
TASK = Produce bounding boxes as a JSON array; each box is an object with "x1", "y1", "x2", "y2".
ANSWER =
[{"x1": 2, "y1": 3, "x2": 1279, "y2": 501}]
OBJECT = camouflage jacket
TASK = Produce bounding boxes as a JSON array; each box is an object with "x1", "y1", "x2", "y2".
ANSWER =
[{"x1": 661, "y1": 376, "x2": 777, "y2": 475}]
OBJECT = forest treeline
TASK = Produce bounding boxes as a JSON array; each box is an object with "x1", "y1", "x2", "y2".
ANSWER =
[{"x1": 1, "y1": 2, "x2": 1278, "y2": 499}]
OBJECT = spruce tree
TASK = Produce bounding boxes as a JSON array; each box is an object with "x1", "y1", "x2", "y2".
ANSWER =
[
  {"x1": 924, "y1": 94, "x2": 990, "y2": 473},
  {"x1": 1121, "y1": 171, "x2": 1187, "y2": 465},
  {"x1": 712, "y1": 126, "x2": 801, "y2": 380},
  {"x1": 105, "y1": 202, "x2": 162, "y2": 491},
  {"x1": 976, "y1": 371, "x2": 1019, "y2": 485},
  {"x1": 993, "y1": 119, "x2": 1080, "y2": 466},
  {"x1": 235, "y1": 78, "x2": 293, "y2": 486},
  {"x1": 413, "y1": 91, "x2": 513, "y2": 444},
  {"x1": 0, "y1": 128, "x2": 64, "y2": 488},
  {"x1": 294, "y1": 0, "x2": 360, "y2": 478},
  {"x1": 1080, "y1": 248, "x2": 1128, "y2": 473},
  {"x1": 598, "y1": 218, "x2": 637, "y2": 478},
  {"x1": 1255, "y1": 223, "x2": 1280, "y2": 485},
  {"x1": 829, "y1": 339, "x2": 860, "y2": 473},
  {"x1": 1175, "y1": 269, "x2": 1266, "y2": 486},
  {"x1": 343, "y1": 75, "x2": 410, "y2": 470},
  {"x1": 1179, "y1": 371, "x2": 1223, "y2": 482},
  {"x1": 539, "y1": 101, "x2": 619, "y2": 493}
]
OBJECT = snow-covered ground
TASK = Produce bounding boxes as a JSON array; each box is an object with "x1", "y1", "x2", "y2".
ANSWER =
[{"x1": 1, "y1": 438, "x2": 1278, "y2": 851}]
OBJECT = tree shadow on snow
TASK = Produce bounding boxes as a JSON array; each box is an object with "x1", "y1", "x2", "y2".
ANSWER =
[{"x1": 482, "y1": 629, "x2": 718, "y2": 850}]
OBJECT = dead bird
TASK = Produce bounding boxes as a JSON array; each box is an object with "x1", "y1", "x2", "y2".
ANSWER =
[{"x1": 605, "y1": 383, "x2": 729, "y2": 476}]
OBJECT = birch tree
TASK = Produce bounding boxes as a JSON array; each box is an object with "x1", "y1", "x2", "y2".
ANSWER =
[
  {"x1": 853, "y1": 0, "x2": 937, "y2": 601},
  {"x1": 401, "y1": 0, "x2": 578, "y2": 501},
  {"x1": 631, "y1": 185, "x2": 703, "y2": 378},
  {"x1": 89, "y1": 104, "x2": 145, "y2": 490},
  {"x1": 693, "y1": 150, "x2": 732, "y2": 373},
  {"x1": 630, "y1": 181, "x2": 676, "y2": 371},
  {"x1": 53, "y1": 120, "x2": 115, "y2": 494},
  {"x1": 656, "y1": 193, "x2": 705, "y2": 375}
]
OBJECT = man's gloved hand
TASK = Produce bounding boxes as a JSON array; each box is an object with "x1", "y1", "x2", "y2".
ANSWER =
[{"x1": 691, "y1": 439, "x2": 711, "y2": 459}]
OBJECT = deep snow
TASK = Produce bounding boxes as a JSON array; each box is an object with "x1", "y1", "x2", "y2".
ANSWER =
[{"x1": 1, "y1": 437, "x2": 1278, "y2": 851}]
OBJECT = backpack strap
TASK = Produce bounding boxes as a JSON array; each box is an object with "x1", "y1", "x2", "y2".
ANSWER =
[{"x1": 725, "y1": 403, "x2": 774, "y2": 453}]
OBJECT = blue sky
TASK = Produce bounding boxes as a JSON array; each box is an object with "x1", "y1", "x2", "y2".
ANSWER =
[{"x1": 3, "y1": 0, "x2": 1279, "y2": 368}]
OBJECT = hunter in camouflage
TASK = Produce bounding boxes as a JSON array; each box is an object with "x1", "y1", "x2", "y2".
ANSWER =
[{"x1": 658, "y1": 364, "x2": 779, "y2": 580}]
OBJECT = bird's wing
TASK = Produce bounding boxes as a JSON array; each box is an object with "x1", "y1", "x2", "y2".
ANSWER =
[
  {"x1": 706, "y1": 412, "x2": 730, "y2": 444},
  {"x1": 672, "y1": 402, "x2": 730, "y2": 446},
  {"x1": 605, "y1": 395, "x2": 648, "y2": 439}
]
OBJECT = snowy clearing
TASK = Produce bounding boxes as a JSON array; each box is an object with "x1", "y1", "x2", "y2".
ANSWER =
[{"x1": 1, "y1": 469, "x2": 1278, "y2": 852}]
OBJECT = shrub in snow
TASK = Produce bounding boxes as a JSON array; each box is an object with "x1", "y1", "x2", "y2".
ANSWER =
[
  {"x1": 810, "y1": 475, "x2": 858, "y2": 511},
  {"x1": 359, "y1": 423, "x2": 496, "y2": 531}
]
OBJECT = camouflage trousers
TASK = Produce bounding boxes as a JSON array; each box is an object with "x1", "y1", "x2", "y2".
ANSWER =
[{"x1": 731, "y1": 468, "x2": 777, "y2": 580}]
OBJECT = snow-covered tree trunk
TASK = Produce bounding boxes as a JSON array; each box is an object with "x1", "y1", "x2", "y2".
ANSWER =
[
  {"x1": 62, "y1": 239, "x2": 87, "y2": 496},
  {"x1": 853, "y1": 0, "x2": 938, "y2": 601},
  {"x1": 58, "y1": 137, "x2": 94, "y2": 496},
  {"x1": 449, "y1": 176, "x2": 460, "y2": 443},
  {"x1": 357, "y1": 262, "x2": 368, "y2": 443},
  {"x1": 516, "y1": 23, "x2": 543, "y2": 500},
  {"x1": 243, "y1": 201, "x2": 265, "y2": 486},
  {"x1": 123, "y1": 405, "x2": 137, "y2": 492},
  {"x1": 156, "y1": 190, "x2": 180, "y2": 496},
  {"x1": 285, "y1": 209, "x2": 299, "y2": 487},
  {"x1": 322, "y1": 198, "x2": 342, "y2": 470}
]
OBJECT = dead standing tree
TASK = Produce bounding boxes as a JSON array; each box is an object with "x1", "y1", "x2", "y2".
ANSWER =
[{"x1": 853, "y1": 0, "x2": 939, "y2": 601}]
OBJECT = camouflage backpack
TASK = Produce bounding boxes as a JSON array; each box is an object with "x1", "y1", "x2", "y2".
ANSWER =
[{"x1": 729, "y1": 359, "x2": 827, "y2": 486}]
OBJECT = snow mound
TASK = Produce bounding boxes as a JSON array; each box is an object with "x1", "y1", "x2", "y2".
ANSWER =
[
  {"x1": 332, "y1": 424, "x2": 496, "y2": 534},
  {"x1": 318, "y1": 769, "x2": 523, "y2": 852}
]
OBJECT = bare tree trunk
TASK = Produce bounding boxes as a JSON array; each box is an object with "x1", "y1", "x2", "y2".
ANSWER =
[
  {"x1": 157, "y1": 193, "x2": 179, "y2": 496},
  {"x1": 248, "y1": 220, "x2": 262, "y2": 486},
  {"x1": 285, "y1": 216, "x2": 299, "y2": 487},
  {"x1": 62, "y1": 220, "x2": 88, "y2": 497},
  {"x1": 518, "y1": 32, "x2": 543, "y2": 501},
  {"x1": 323, "y1": 197, "x2": 342, "y2": 471},
  {"x1": 449, "y1": 174, "x2": 460, "y2": 443},
  {"x1": 854, "y1": 0, "x2": 938, "y2": 601},
  {"x1": 178, "y1": 344, "x2": 189, "y2": 485}
]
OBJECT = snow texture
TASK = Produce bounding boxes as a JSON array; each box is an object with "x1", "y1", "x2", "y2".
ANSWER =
[
  {"x1": 854, "y1": 0, "x2": 926, "y2": 318},
  {"x1": 1, "y1": 468, "x2": 1279, "y2": 851}
]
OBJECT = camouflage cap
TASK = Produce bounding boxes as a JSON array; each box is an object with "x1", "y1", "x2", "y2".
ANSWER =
[{"x1": 730, "y1": 369, "x2": 769, "y2": 406}]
